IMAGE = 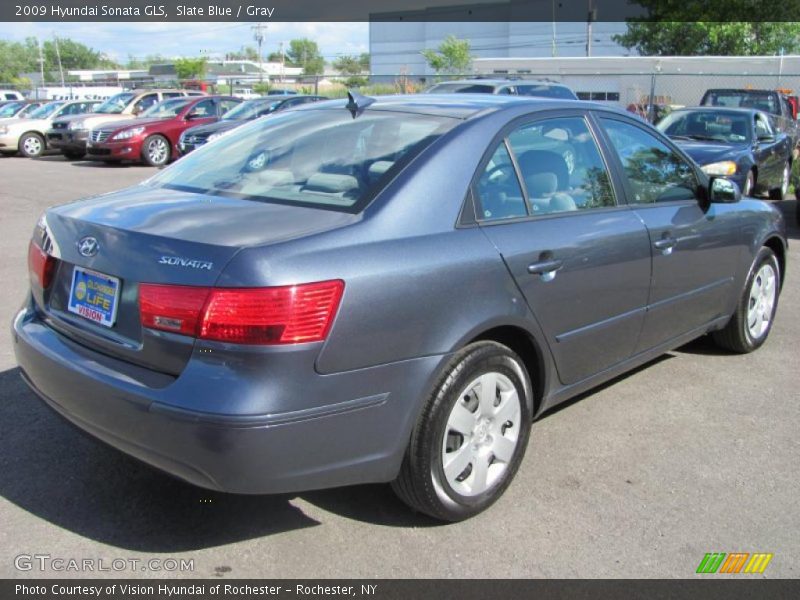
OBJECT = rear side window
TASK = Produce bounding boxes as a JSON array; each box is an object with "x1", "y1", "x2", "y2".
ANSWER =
[
  {"x1": 475, "y1": 143, "x2": 527, "y2": 221},
  {"x1": 507, "y1": 116, "x2": 615, "y2": 214},
  {"x1": 600, "y1": 117, "x2": 698, "y2": 204},
  {"x1": 150, "y1": 109, "x2": 456, "y2": 212}
]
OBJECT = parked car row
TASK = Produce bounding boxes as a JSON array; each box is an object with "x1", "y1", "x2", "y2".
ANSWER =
[{"x1": 0, "y1": 88, "x2": 327, "y2": 165}]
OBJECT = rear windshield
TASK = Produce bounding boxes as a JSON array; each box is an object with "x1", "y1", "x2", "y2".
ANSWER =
[
  {"x1": 427, "y1": 83, "x2": 496, "y2": 94},
  {"x1": 703, "y1": 91, "x2": 779, "y2": 115},
  {"x1": 516, "y1": 84, "x2": 576, "y2": 99},
  {"x1": 93, "y1": 92, "x2": 136, "y2": 114},
  {"x1": 149, "y1": 107, "x2": 456, "y2": 212}
]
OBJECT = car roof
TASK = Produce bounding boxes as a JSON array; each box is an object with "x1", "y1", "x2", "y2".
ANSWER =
[
  {"x1": 304, "y1": 93, "x2": 619, "y2": 120},
  {"x1": 431, "y1": 79, "x2": 567, "y2": 87}
]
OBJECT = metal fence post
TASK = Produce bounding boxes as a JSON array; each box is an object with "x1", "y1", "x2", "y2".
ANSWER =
[{"x1": 648, "y1": 71, "x2": 657, "y2": 123}]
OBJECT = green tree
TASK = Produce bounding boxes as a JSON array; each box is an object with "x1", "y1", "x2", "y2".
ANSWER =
[
  {"x1": 267, "y1": 52, "x2": 284, "y2": 62},
  {"x1": 421, "y1": 35, "x2": 472, "y2": 74},
  {"x1": 286, "y1": 39, "x2": 325, "y2": 76},
  {"x1": 358, "y1": 52, "x2": 370, "y2": 71},
  {"x1": 332, "y1": 55, "x2": 363, "y2": 75},
  {"x1": 43, "y1": 37, "x2": 119, "y2": 70},
  {"x1": 615, "y1": 2, "x2": 800, "y2": 55},
  {"x1": 227, "y1": 46, "x2": 259, "y2": 61},
  {"x1": 174, "y1": 57, "x2": 207, "y2": 80}
]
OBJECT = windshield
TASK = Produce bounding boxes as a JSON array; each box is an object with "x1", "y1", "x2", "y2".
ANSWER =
[
  {"x1": 150, "y1": 107, "x2": 456, "y2": 211},
  {"x1": 222, "y1": 99, "x2": 281, "y2": 120},
  {"x1": 93, "y1": 92, "x2": 136, "y2": 114},
  {"x1": 142, "y1": 97, "x2": 193, "y2": 118},
  {"x1": 657, "y1": 111, "x2": 751, "y2": 144},
  {"x1": 28, "y1": 102, "x2": 64, "y2": 119},
  {"x1": 0, "y1": 102, "x2": 24, "y2": 117},
  {"x1": 426, "y1": 83, "x2": 496, "y2": 94},
  {"x1": 703, "y1": 91, "x2": 778, "y2": 115}
]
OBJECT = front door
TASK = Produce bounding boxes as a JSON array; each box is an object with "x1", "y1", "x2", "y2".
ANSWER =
[{"x1": 596, "y1": 115, "x2": 740, "y2": 353}]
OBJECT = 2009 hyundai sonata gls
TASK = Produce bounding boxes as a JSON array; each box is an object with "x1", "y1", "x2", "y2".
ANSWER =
[{"x1": 13, "y1": 94, "x2": 787, "y2": 521}]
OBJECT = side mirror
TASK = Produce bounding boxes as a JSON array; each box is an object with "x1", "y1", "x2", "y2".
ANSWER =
[{"x1": 709, "y1": 177, "x2": 742, "y2": 203}]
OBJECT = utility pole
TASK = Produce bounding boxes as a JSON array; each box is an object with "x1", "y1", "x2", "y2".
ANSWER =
[
  {"x1": 279, "y1": 41, "x2": 285, "y2": 82},
  {"x1": 586, "y1": 0, "x2": 596, "y2": 57},
  {"x1": 53, "y1": 33, "x2": 65, "y2": 86},
  {"x1": 551, "y1": 0, "x2": 557, "y2": 57},
  {"x1": 37, "y1": 38, "x2": 45, "y2": 99},
  {"x1": 251, "y1": 23, "x2": 266, "y2": 83}
]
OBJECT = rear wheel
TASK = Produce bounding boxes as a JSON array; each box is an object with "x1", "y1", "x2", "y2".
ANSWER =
[
  {"x1": 712, "y1": 247, "x2": 780, "y2": 353},
  {"x1": 769, "y1": 161, "x2": 790, "y2": 200},
  {"x1": 19, "y1": 132, "x2": 45, "y2": 158},
  {"x1": 142, "y1": 134, "x2": 170, "y2": 167},
  {"x1": 392, "y1": 341, "x2": 532, "y2": 521}
]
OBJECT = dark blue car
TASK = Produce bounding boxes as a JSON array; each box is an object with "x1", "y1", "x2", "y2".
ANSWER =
[
  {"x1": 657, "y1": 107, "x2": 793, "y2": 199},
  {"x1": 13, "y1": 94, "x2": 787, "y2": 521}
]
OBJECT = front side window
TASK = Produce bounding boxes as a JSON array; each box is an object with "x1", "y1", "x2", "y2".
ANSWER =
[
  {"x1": 507, "y1": 116, "x2": 615, "y2": 214},
  {"x1": 149, "y1": 109, "x2": 456, "y2": 211},
  {"x1": 186, "y1": 99, "x2": 215, "y2": 118},
  {"x1": 600, "y1": 117, "x2": 698, "y2": 204},
  {"x1": 133, "y1": 94, "x2": 159, "y2": 114},
  {"x1": 754, "y1": 113, "x2": 773, "y2": 139}
]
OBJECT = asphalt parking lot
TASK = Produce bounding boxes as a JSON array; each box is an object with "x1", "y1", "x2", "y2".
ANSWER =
[{"x1": 0, "y1": 154, "x2": 798, "y2": 579}]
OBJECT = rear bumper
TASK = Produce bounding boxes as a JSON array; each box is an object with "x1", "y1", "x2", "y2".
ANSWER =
[{"x1": 12, "y1": 304, "x2": 444, "y2": 494}]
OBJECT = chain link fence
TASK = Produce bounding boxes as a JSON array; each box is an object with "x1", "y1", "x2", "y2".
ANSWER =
[{"x1": 3, "y1": 71, "x2": 800, "y2": 123}]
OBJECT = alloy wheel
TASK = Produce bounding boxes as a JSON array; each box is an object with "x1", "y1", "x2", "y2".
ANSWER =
[{"x1": 147, "y1": 137, "x2": 168, "y2": 165}]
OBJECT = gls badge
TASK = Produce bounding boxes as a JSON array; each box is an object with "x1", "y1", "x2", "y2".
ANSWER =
[{"x1": 158, "y1": 256, "x2": 214, "y2": 270}]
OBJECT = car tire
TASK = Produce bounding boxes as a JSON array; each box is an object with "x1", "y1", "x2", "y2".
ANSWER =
[
  {"x1": 742, "y1": 170, "x2": 755, "y2": 197},
  {"x1": 769, "y1": 161, "x2": 791, "y2": 200},
  {"x1": 142, "y1": 134, "x2": 171, "y2": 167},
  {"x1": 391, "y1": 341, "x2": 532, "y2": 521},
  {"x1": 63, "y1": 151, "x2": 85, "y2": 160},
  {"x1": 19, "y1": 132, "x2": 45, "y2": 158},
  {"x1": 712, "y1": 246, "x2": 781, "y2": 353}
]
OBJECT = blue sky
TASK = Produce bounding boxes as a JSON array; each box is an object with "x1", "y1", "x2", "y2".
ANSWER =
[{"x1": 3, "y1": 22, "x2": 370, "y2": 62}]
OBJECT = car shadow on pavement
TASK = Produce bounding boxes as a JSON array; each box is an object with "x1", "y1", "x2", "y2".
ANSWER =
[{"x1": 0, "y1": 367, "x2": 438, "y2": 552}]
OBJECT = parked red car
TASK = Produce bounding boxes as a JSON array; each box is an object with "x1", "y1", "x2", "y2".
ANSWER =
[{"x1": 85, "y1": 95, "x2": 241, "y2": 166}]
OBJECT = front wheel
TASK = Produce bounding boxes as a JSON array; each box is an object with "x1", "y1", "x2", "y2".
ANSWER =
[
  {"x1": 19, "y1": 132, "x2": 45, "y2": 158},
  {"x1": 712, "y1": 247, "x2": 781, "y2": 353},
  {"x1": 142, "y1": 134, "x2": 170, "y2": 167},
  {"x1": 769, "y1": 161, "x2": 790, "y2": 200},
  {"x1": 392, "y1": 341, "x2": 532, "y2": 521}
]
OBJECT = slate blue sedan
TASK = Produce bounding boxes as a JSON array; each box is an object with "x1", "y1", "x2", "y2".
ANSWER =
[
  {"x1": 13, "y1": 94, "x2": 787, "y2": 521},
  {"x1": 657, "y1": 107, "x2": 793, "y2": 199}
]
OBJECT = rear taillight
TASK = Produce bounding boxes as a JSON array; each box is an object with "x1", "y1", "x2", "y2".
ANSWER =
[
  {"x1": 28, "y1": 240, "x2": 55, "y2": 288},
  {"x1": 139, "y1": 280, "x2": 344, "y2": 345}
]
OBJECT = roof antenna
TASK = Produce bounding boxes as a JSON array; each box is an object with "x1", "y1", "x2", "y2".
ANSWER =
[{"x1": 346, "y1": 90, "x2": 375, "y2": 118}]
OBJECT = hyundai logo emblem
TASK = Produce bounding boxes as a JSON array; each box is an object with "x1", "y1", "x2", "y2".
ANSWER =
[{"x1": 77, "y1": 236, "x2": 99, "y2": 257}]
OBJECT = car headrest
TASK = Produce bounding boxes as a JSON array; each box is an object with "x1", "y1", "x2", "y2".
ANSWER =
[
  {"x1": 517, "y1": 150, "x2": 569, "y2": 190},
  {"x1": 527, "y1": 172, "x2": 558, "y2": 197},
  {"x1": 303, "y1": 173, "x2": 360, "y2": 195},
  {"x1": 548, "y1": 193, "x2": 577, "y2": 213}
]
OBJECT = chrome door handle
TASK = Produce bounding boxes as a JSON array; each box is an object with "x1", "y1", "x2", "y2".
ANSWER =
[
  {"x1": 653, "y1": 237, "x2": 677, "y2": 255},
  {"x1": 527, "y1": 259, "x2": 563, "y2": 282}
]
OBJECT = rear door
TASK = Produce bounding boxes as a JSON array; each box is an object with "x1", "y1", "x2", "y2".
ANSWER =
[
  {"x1": 477, "y1": 111, "x2": 652, "y2": 385},
  {"x1": 595, "y1": 114, "x2": 740, "y2": 353}
]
